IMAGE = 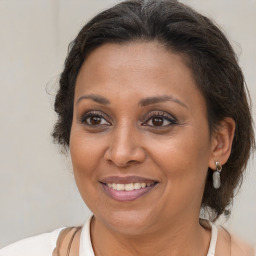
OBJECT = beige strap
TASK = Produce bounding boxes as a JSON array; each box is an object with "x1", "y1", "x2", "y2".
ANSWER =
[
  {"x1": 52, "y1": 227, "x2": 81, "y2": 256},
  {"x1": 215, "y1": 226, "x2": 232, "y2": 256},
  {"x1": 221, "y1": 226, "x2": 232, "y2": 256}
]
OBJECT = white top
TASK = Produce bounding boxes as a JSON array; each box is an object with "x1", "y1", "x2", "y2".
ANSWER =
[{"x1": 0, "y1": 216, "x2": 218, "y2": 256}]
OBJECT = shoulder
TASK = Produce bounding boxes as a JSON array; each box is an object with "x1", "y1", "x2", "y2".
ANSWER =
[
  {"x1": 216, "y1": 226, "x2": 255, "y2": 256},
  {"x1": 230, "y1": 234, "x2": 255, "y2": 256},
  {"x1": 0, "y1": 227, "x2": 65, "y2": 256}
]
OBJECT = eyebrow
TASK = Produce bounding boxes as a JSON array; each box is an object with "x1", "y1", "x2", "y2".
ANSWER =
[
  {"x1": 76, "y1": 94, "x2": 188, "y2": 109},
  {"x1": 76, "y1": 94, "x2": 110, "y2": 105},
  {"x1": 139, "y1": 95, "x2": 188, "y2": 109}
]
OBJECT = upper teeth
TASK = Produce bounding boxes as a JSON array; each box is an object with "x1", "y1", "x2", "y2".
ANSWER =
[{"x1": 106, "y1": 182, "x2": 154, "y2": 191}]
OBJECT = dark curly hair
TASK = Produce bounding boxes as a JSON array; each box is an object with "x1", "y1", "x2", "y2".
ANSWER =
[{"x1": 52, "y1": 0, "x2": 255, "y2": 221}]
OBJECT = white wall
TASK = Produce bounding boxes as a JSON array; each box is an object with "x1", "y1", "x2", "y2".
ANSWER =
[{"x1": 0, "y1": 0, "x2": 255, "y2": 248}]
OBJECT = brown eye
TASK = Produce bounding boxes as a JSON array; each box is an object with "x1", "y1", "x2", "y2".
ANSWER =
[
  {"x1": 143, "y1": 111, "x2": 177, "y2": 127},
  {"x1": 81, "y1": 112, "x2": 110, "y2": 127},
  {"x1": 90, "y1": 116, "x2": 102, "y2": 125},
  {"x1": 152, "y1": 117, "x2": 164, "y2": 126}
]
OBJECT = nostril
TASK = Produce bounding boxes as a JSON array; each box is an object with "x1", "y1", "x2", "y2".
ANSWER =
[
  {"x1": 127, "y1": 160, "x2": 140, "y2": 165},
  {"x1": 106, "y1": 159, "x2": 137, "y2": 168}
]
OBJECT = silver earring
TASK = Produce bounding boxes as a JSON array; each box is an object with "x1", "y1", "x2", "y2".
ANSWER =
[{"x1": 213, "y1": 161, "x2": 222, "y2": 189}]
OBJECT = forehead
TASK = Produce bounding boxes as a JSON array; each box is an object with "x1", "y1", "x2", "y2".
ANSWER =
[
  {"x1": 75, "y1": 41, "x2": 203, "y2": 107},
  {"x1": 77, "y1": 41, "x2": 192, "y2": 81}
]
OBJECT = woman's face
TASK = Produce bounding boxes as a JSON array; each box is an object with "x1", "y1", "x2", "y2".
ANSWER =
[{"x1": 70, "y1": 41, "x2": 215, "y2": 235}]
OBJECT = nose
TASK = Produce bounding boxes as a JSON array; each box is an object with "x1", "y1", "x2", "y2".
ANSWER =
[{"x1": 104, "y1": 124, "x2": 146, "y2": 167}]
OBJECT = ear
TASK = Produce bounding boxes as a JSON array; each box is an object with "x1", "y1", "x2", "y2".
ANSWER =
[{"x1": 208, "y1": 117, "x2": 236, "y2": 170}]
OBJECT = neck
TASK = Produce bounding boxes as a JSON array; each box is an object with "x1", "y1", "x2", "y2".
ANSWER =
[{"x1": 90, "y1": 215, "x2": 211, "y2": 256}]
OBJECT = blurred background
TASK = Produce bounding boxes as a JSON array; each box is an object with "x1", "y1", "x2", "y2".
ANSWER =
[{"x1": 0, "y1": 0, "x2": 255, "y2": 248}]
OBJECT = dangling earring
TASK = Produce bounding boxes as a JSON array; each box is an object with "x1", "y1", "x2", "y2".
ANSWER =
[{"x1": 213, "y1": 161, "x2": 222, "y2": 189}]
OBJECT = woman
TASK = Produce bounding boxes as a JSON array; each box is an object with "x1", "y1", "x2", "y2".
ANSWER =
[{"x1": 0, "y1": 0, "x2": 255, "y2": 255}]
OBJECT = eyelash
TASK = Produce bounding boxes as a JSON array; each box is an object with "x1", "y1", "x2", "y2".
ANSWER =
[
  {"x1": 142, "y1": 111, "x2": 177, "y2": 127},
  {"x1": 80, "y1": 111, "x2": 111, "y2": 126},
  {"x1": 80, "y1": 111, "x2": 177, "y2": 128}
]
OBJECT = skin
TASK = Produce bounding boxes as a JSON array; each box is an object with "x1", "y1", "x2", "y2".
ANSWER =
[{"x1": 69, "y1": 41, "x2": 235, "y2": 256}]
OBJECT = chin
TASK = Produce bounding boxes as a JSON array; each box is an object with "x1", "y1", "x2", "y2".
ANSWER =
[{"x1": 96, "y1": 208, "x2": 157, "y2": 235}]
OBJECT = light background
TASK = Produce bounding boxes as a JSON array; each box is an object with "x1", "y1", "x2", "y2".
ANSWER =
[{"x1": 0, "y1": 0, "x2": 255, "y2": 248}]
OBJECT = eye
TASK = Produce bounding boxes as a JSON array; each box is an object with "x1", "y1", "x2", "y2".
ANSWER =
[
  {"x1": 142, "y1": 111, "x2": 177, "y2": 127},
  {"x1": 80, "y1": 111, "x2": 111, "y2": 126}
]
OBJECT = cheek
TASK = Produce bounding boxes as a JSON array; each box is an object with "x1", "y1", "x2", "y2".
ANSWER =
[
  {"x1": 147, "y1": 126, "x2": 211, "y2": 185},
  {"x1": 69, "y1": 129, "x2": 106, "y2": 186},
  {"x1": 71, "y1": 128, "x2": 101, "y2": 165},
  {"x1": 69, "y1": 130, "x2": 108, "y2": 210},
  {"x1": 145, "y1": 128, "x2": 211, "y2": 215}
]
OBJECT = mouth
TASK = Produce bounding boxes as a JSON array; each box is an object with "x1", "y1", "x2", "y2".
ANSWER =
[{"x1": 100, "y1": 176, "x2": 158, "y2": 202}]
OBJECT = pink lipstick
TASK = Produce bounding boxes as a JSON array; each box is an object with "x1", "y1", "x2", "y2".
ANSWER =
[{"x1": 100, "y1": 176, "x2": 158, "y2": 202}]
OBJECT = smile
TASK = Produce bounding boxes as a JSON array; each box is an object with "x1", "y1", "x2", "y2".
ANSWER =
[
  {"x1": 100, "y1": 176, "x2": 158, "y2": 202},
  {"x1": 106, "y1": 182, "x2": 154, "y2": 191}
]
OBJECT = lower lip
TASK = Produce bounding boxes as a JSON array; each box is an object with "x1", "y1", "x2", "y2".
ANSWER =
[{"x1": 101, "y1": 183, "x2": 157, "y2": 202}]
